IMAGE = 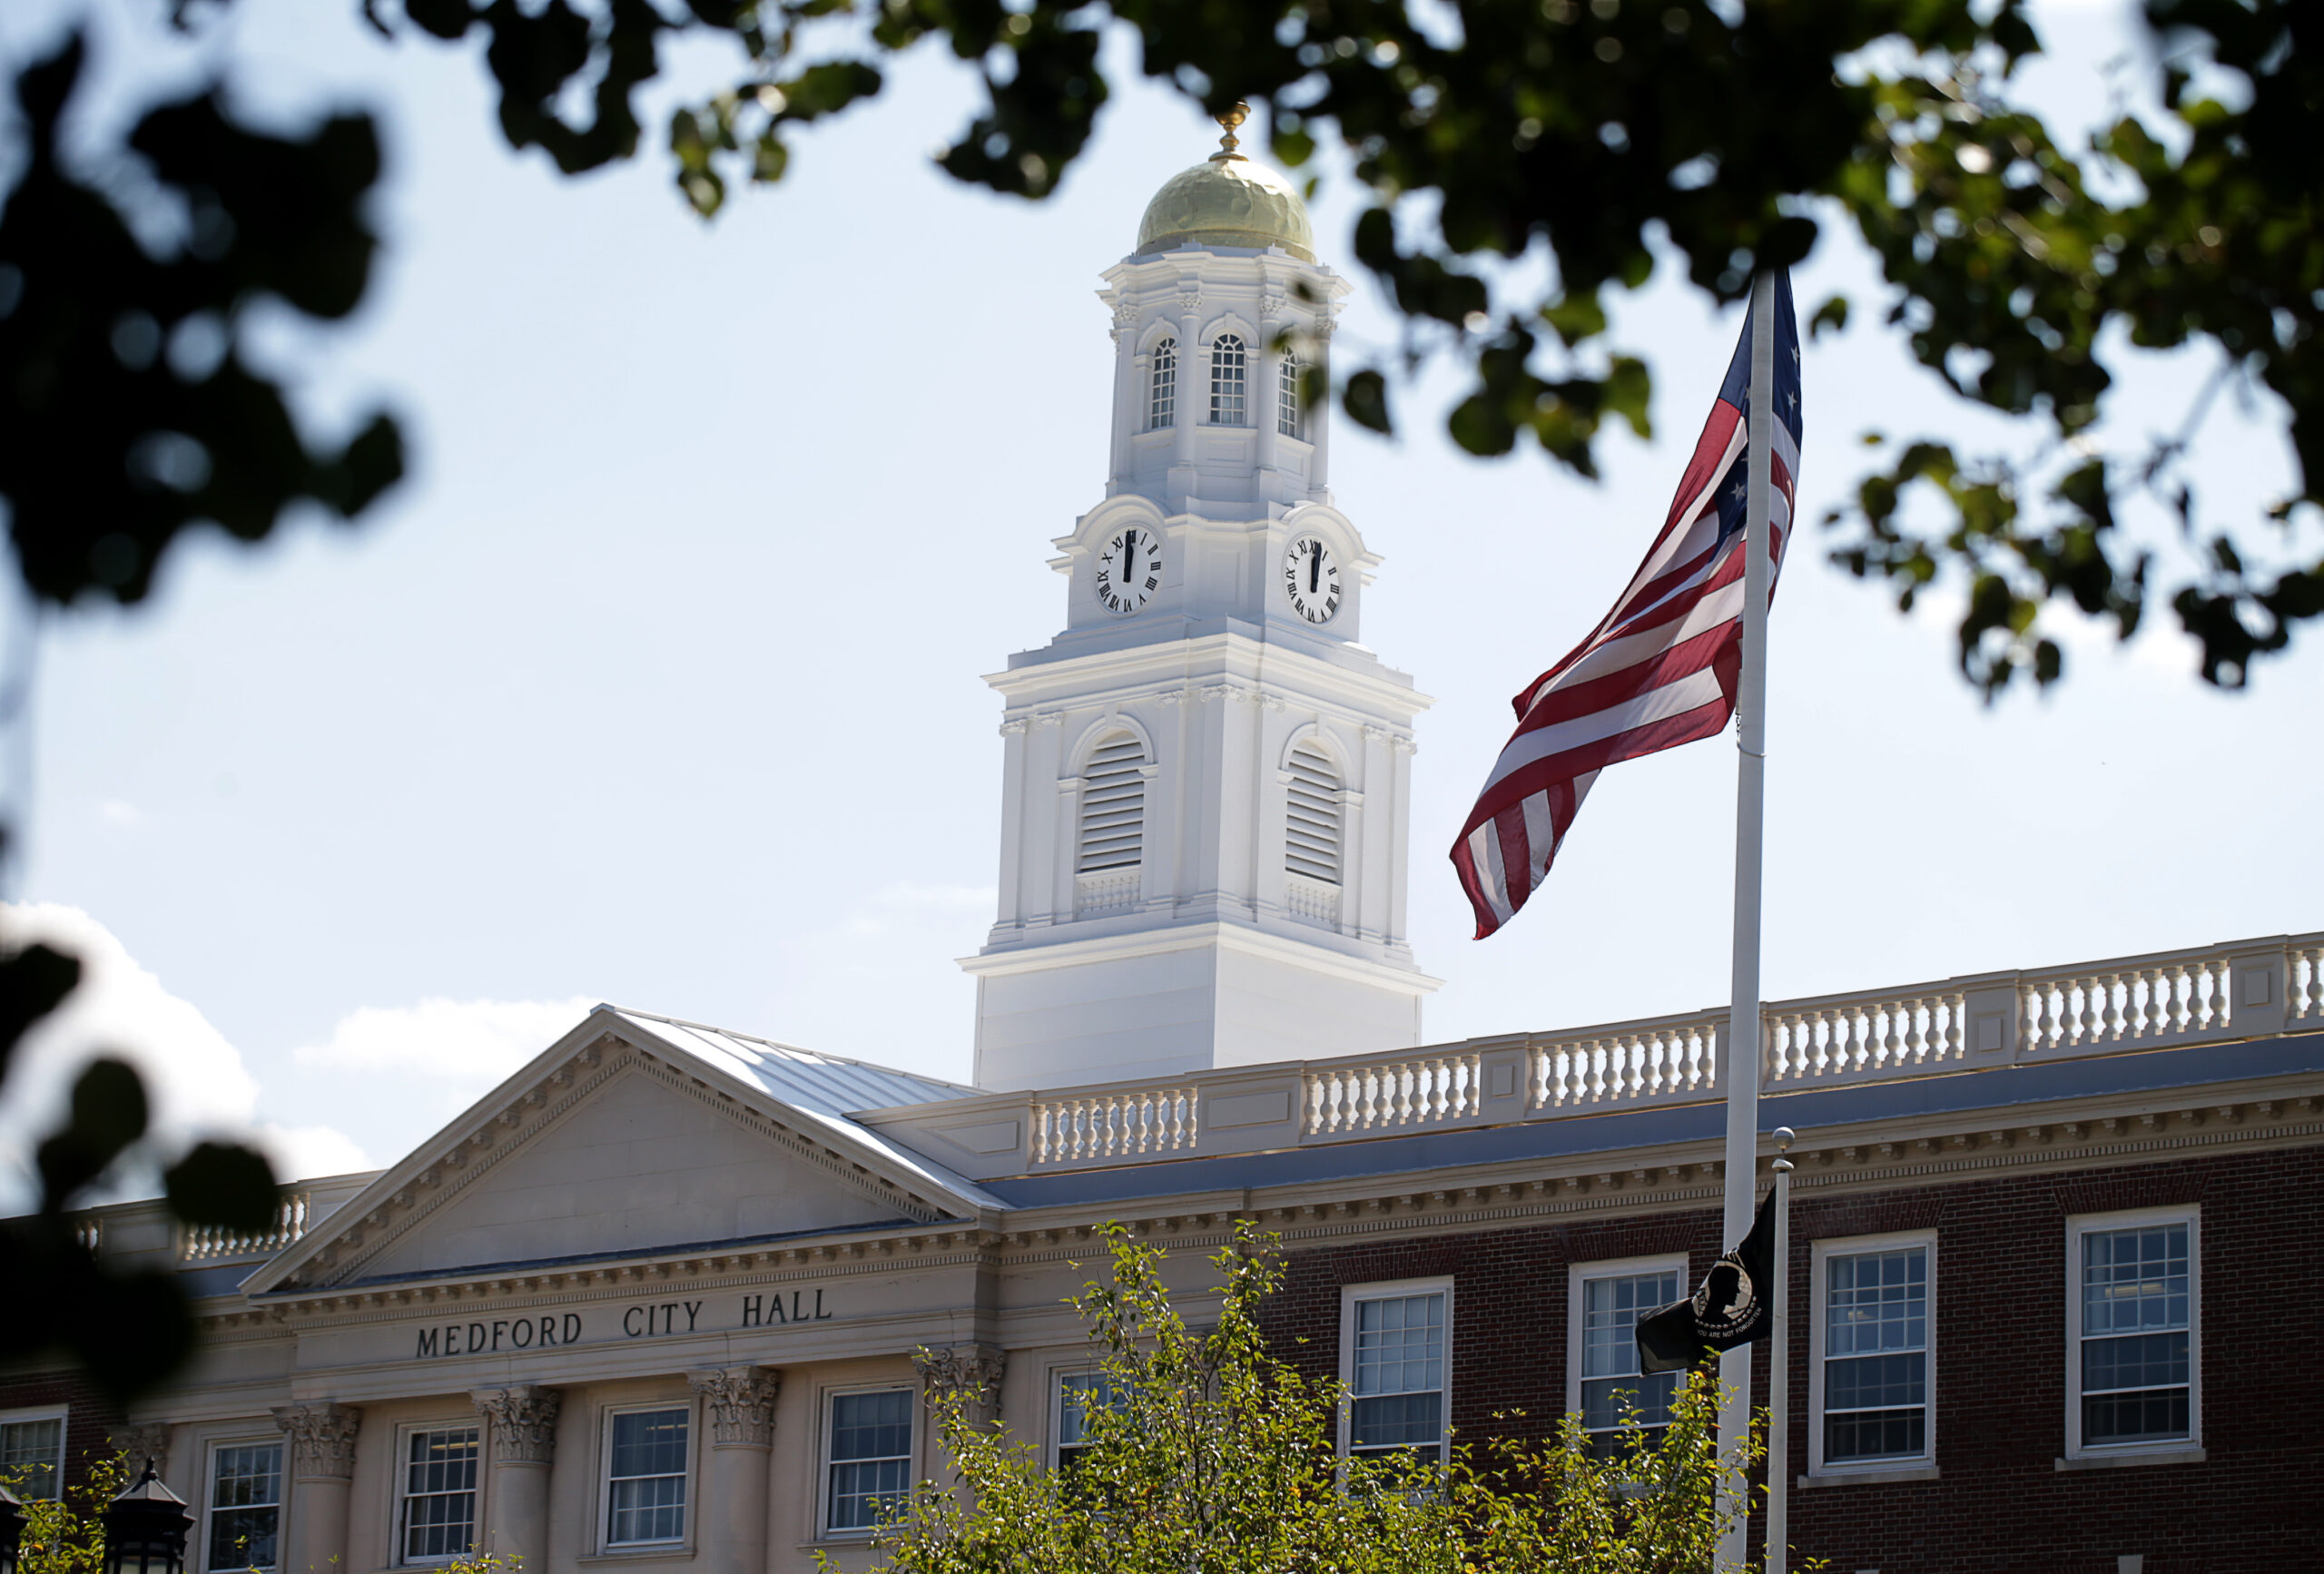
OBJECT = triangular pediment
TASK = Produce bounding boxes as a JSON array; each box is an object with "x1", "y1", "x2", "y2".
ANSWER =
[{"x1": 247, "y1": 1010, "x2": 986, "y2": 1294}]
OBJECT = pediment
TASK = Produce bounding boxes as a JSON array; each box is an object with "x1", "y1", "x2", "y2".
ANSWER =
[{"x1": 250, "y1": 1015, "x2": 971, "y2": 1294}]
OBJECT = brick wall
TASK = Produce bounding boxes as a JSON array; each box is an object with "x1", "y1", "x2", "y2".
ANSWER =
[
  {"x1": 0, "y1": 1367, "x2": 124, "y2": 1500},
  {"x1": 1258, "y1": 1145, "x2": 2324, "y2": 1574}
]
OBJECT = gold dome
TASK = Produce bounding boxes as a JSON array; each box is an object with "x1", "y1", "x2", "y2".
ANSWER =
[{"x1": 1135, "y1": 107, "x2": 1315, "y2": 262}]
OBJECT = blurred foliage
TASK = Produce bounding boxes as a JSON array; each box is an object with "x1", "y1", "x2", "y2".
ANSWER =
[
  {"x1": 6, "y1": 1449, "x2": 126, "y2": 1574},
  {"x1": 353, "y1": 0, "x2": 2319, "y2": 696},
  {"x1": 863, "y1": 1221, "x2": 1781, "y2": 1572}
]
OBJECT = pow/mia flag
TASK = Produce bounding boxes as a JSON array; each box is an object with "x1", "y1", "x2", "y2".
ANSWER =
[{"x1": 1636, "y1": 1185, "x2": 1780, "y2": 1374}]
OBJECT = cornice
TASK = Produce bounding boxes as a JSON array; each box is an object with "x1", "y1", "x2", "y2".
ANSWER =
[{"x1": 263, "y1": 1036, "x2": 953, "y2": 1296}]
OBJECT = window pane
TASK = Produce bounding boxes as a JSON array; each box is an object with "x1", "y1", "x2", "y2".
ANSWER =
[
  {"x1": 606, "y1": 1411, "x2": 687, "y2": 1545},
  {"x1": 1826, "y1": 1409, "x2": 1926, "y2": 1462},
  {"x1": 607, "y1": 1474, "x2": 685, "y2": 1544},
  {"x1": 1581, "y1": 1371, "x2": 1678, "y2": 1435},
  {"x1": 1148, "y1": 339, "x2": 1177, "y2": 429},
  {"x1": 0, "y1": 1418, "x2": 63, "y2": 1501},
  {"x1": 1822, "y1": 1246, "x2": 1930, "y2": 1465},
  {"x1": 2083, "y1": 1225, "x2": 2189, "y2": 1334},
  {"x1": 401, "y1": 1428, "x2": 478, "y2": 1562},
  {"x1": 1353, "y1": 1293, "x2": 1444, "y2": 1397},
  {"x1": 1350, "y1": 1392, "x2": 1441, "y2": 1452},
  {"x1": 828, "y1": 1457, "x2": 911, "y2": 1530},
  {"x1": 1582, "y1": 1271, "x2": 1682, "y2": 1382},
  {"x1": 2083, "y1": 1332, "x2": 2189, "y2": 1395},
  {"x1": 1057, "y1": 1374, "x2": 1123, "y2": 1451},
  {"x1": 609, "y1": 1410, "x2": 688, "y2": 1480},
  {"x1": 831, "y1": 1391, "x2": 912, "y2": 1461},
  {"x1": 1209, "y1": 336, "x2": 1246, "y2": 426},
  {"x1": 2084, "y1": 1388, "x2": 2191, "y2": 1446},
  {"x1": 207, "y1": 1444, "x2": 282, "y2": 1572}
]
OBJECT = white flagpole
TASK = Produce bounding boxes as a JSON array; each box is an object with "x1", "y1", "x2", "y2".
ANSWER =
[
  {"x1": 1768, "y1": 1126, "x2": 1797, "y2": 1574},
  {"x1": 1716, "y1": 268, "x2": 1778, "y2": 1571}
]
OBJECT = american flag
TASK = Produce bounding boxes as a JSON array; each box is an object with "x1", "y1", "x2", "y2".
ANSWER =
[{"x1": 1452, "y1": 276, "x2": 1803, "y2": 939}]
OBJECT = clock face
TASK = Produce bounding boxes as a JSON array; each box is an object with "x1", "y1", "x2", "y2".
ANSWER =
[
  {"x1": 1094, "y1": 526, "x2": 1162, "y2": 615},
  {"x1": 1283, "y1": 534, "x2": 1342, "y2": 624}
]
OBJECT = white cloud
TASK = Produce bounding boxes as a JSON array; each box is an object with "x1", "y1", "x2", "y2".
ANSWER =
[
  {"x1": 97, "y1": 800, "x2": 147, "y2": 830},
  {"x1": 0, "y1": 902, "x2": 372, "y2": 1208},
  {"x1": 293, "y1": 996, "x2": 596, "y2": 1083}
]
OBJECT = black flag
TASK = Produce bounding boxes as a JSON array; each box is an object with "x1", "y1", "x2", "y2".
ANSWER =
[{"x1": 1636, "y1": 1185, "x2": 1779, "y2": 1375}]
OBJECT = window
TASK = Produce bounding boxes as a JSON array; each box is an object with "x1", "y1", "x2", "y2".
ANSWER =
[
  {"x1": 0, "y1": 1409, "x2": 66, "y2": 1501},
  {"x1": 1284, "y1": 740, "x2": 1342, "y2": 885},
  {"x1": 1568, "y1": 1259, "x2": 1686, "y2": 1458},
  {"x1": 1147, "y1": 338, "x2": 1177, "y2": 429},
  {"x1": 1208, "y1": 335, "x2": 1246, "y2": 426},
  {"x1": 2068, "y1": 1208, "x2": 2198, "y2": 1455},
  {"x1": 1052, "y1": 1372, "x2": 1125, "y2": 1471},
  {"x1": 1340, "y1": 1280, "x2": 1450, "y2": 1461},
  {"x1": 1810, "y1": 1235, "x2": 1934, "y2": 1473},
  {"x1": 1076, "y1": 734, "x2": 1146, "y2": 874},
  {"x1": 398, "y1": 1426, "x2": 479, "y2": 1564},
  {"x1": 605, "y1": 1408, "x2": 688, "y2": 1547},
  {"x1": 1277, "y1": 351, "x2": 1304, "y2": 438},
  {"x1": 205, "y1": 1441, "x2": 282, "y2": 1573},
  {"x1": 825, "y1": 1389, "x2": 912, "y2": 1536}
]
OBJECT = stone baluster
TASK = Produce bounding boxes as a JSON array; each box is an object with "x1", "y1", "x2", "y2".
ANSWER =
[
  {"x1": 271, "y1": 1404, "x2": 359, "y2": 1574},
  {"x1": 687, "y1": 1367, "x2": 781, "y2": 1574},
  {"x1": 470, "y1": 1385, "x2": 562, "y2": 1566}
]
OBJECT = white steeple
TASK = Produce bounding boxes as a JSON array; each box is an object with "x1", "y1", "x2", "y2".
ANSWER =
[{"x1": 960, "y1": 109, "x2": 1438, "y2": 1094}]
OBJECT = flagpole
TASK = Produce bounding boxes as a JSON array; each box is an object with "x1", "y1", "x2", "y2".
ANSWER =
[
  {"x1": 1716, "y1": 267, "x2": 1778, "y2": 1571},
  {"x1": 1768, "y1": 1126, "x2": 1796, "y2": 1574}
]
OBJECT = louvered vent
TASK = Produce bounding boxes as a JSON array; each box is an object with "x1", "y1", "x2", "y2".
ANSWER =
[
  {"x1": 1285, "y1": 741, "x2": 1342, "y2": 884},
  {"x1": 1077, "y1": 736, "x2": 1147, "y2": 873}
]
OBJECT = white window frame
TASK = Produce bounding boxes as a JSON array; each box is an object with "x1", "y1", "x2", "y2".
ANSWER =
[
  {"x1": 2064, "y1": 1205, "x2": 2201, "y2": 1461},
  {"x1": 1807, "y1": 1229, "x2": 1938, "y2": 1479},
  {"x1": 1046, "y1": 1366, "x2": 1124, "y2": 1471},
  {"x1": 817, "y1": 1383, "x2": 916, "y2": 1541},
  {"x1": 199, "y1": 1432, "x2": 286, "y2": 1574},
  {"x1": 390, "y1": 1420, "x2": 483, "y2": 1567},
  {"x1": 1336, "y1": 1276, "x2": 1453, "y2": 1463},
  {"x1": 1564, "y1": 1254, "x2": 1689, "y2": 1451},
  {"x1": 596, "y1": 1401, "x2": 695, "y2": 1552},
  {"x1": 0, "y1": 1405, "x2": 68, "y2": 1502}
]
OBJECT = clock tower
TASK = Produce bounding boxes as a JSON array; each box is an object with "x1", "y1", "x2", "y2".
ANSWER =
[{"x1": 961, "y1": 111, "x2": 1438, "y2": 1093}]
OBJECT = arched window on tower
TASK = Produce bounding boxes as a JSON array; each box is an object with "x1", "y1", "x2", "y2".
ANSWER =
[
  {"x1": 1148, "y1": 339, "x2": 1177, "y2": 430},
  {"x1": 1076, "y1": 733, "x2": 1147, "y2": 916},
  {"x1": 1209, "y1": 335, "x2": 1247, "y2": 426},
  {"x1": 1284, "y1": 739, "x2": 1343, "y2": 927},
  {"x1": 1278, "y1": 351, "x2": 1304, "y2": 439}
]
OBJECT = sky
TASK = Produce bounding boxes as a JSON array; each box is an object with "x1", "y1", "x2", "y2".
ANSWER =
[{"x1": 0, "y1": 0, "x2": 2316, "y2": 1205}]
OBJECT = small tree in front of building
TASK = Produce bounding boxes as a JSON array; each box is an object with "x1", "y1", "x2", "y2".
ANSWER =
[
  {"x1": 842, "y1": 1221, "x2": 1777, "y2": 1574},
  {"x1": 7, "y1": 1450, "x2": 126, "y2": 1574}
]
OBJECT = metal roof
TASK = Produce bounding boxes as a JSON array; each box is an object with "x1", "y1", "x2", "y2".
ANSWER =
[{"x1": 604, "y1": 1008, "x2": 1006, "y2": 1213}]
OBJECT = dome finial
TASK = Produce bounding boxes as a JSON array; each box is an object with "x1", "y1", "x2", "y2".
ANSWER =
[{"x1": 1211, "y1": 101, "x2": 1251, "y2": 162}]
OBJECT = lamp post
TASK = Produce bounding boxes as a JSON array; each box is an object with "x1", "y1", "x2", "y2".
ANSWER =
[
  {"x1": 0, "y1": 1481, "x2": 24, "y2": 1574},
  {"x1": 103, "y1": 1461, "x2": 192, "y2": 1574}
]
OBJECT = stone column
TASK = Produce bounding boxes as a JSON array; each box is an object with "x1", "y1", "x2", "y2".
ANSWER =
[
  {"x1": 271, "y1": 1405, "x2": 359, "y2": 1574},
  {"x1": 685, "y1": 1367, "x2": 780, "y2": 1574},
  {"x1": 470, "y1": 1385, "x2": 562, "y2": 1565}
]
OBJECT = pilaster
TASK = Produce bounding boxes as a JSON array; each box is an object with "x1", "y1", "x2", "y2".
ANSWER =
[
  {"x1": 688, "y1": 1367, "x2": 780, "y2": 1574},
  {"x1": 271, "y1": 1403, "x2": 359, "y2": 1574},
  {"x1": 471, "y1": 1384, "x2": 561, "y2": 1564},
  {"x1": 915, "y1": 1343, "x2": 1008, "y2": 1432}
]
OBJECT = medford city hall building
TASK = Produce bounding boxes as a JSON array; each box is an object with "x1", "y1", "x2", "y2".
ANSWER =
[{"x1": 8, "y1": 129, "x2": 2322, "y2": 1574}]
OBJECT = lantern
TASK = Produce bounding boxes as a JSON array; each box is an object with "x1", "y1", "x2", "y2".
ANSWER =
[{"x1": 102, "y1": 1461, "x2": 191, "y2": 1574}]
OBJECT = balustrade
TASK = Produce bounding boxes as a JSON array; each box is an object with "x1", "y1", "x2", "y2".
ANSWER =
[
  {"x1": 1304, "y1": 1053, "x2": 1480, "y2": 1134},
  {"x1": 1031, "y1": 1087, "x2": 1196, "y2": 1164}
]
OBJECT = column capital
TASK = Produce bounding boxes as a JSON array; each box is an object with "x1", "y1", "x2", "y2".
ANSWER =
[
  {"x1": 109, "y1": 1422, "x2": 173, "y2": 1471},
  {"x1": 686, "y1": 1366, "x2": 782, "y2": 1449},
  {"x1": 471, "y1": 1384, "x2": 563, "y2": 1466},
  {"x1": 271, "y1": 1404, "x2": 361, "y2": 1480},
  {"x1": 913, "y1": 1343, "x2": 1008, "y2": 1430}
]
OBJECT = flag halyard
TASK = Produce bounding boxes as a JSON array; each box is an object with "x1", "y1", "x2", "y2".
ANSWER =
[{"x1": 1451, "y1": 277, "x2": 1804, "y2": 939}]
